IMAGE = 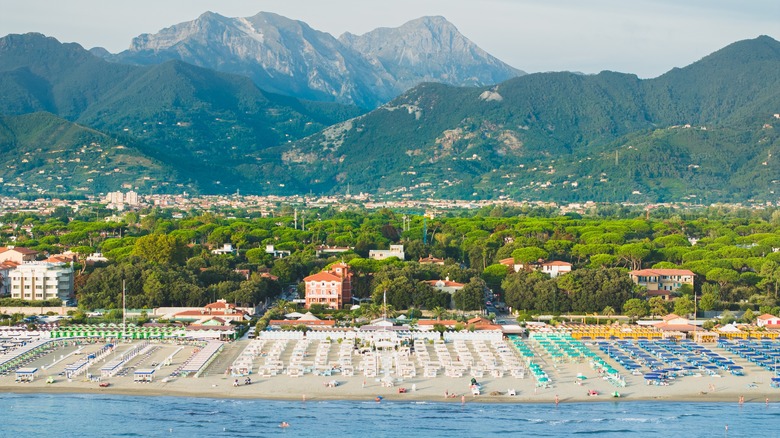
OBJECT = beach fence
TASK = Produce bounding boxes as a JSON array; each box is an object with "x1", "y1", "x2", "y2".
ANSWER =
[
  {"x1": 305, "y1": 330, "x2": 357, "y2": 341},
  {"x1": 443, "y1": 330, "x2": 503, "y2": 342},
  {"x1": 259, "y1": 331, "x2": 304, "y2": 340}
]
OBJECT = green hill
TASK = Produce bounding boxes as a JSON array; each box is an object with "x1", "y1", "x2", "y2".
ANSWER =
[
  {"x1": 273, "y1": 36, "x2": 780, "y2": 201},
  {"x1": 2, "y1": 33, "x2": 780, "y2": 201},
  {"x1": 0, "y1": 112, "x2": 173, "y2": 196},
  {"x1": 0, "y1": 33, "x2": 363, "y2": 195}
]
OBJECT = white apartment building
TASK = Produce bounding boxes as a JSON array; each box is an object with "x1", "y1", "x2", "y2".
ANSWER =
[
  {"x1": 104, "y1": 190, "x2": 140, "y2": 210},
  {"x1": 9, "y1": 262, "x2": 74, "y2": 302},
  {"x1": 125, "y1": 191, "x2": 139, "y2": 205},
  {"x1": 369, "y1": 244, "x2": 405, "y2": 261}
]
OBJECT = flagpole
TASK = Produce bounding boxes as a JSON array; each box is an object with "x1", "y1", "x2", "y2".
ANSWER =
[{"x1": 122, "y1": 279, "x2": 126, "y2": 341}]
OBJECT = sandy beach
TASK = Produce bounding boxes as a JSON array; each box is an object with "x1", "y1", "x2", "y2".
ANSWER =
[{"x1": 2, "y1": 337, "x2": 778, "y2": 404}]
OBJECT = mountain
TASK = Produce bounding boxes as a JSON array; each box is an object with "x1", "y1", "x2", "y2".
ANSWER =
[
  {"x1": 106, "y1": 12, "x2": 523, "y2": 108},
  {"x1": 0, "y1": 33, "x2": 363, "y2": 195},
  {"x1": 270, "y1": 36, "x2": 780, "y2": 202},
  {"x1": 0, "y1": 112, "x2": 173, "y2": 196},
  {"x1": 2, "y1": 31, "x2": 780, "y2": 202},
  {"x1": 0, "y1": 33, "x2": 137, "y2": 118},
  {"x1": 339, "y1": 16, "x2": 520, "y2": 92}
]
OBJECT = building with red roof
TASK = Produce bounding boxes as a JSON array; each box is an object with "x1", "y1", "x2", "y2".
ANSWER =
[
  {"x1": 418, "y1": 254, "x2": 446, "y2": 265},
  {"x1": 653, "y1": 314, "x2": 699, "y2": 333},
  {"x1": 172, "y1": 299, "x2": 249, "y2": 323},
  {"x1": 757, "y1": 313, "x2": 780, "y2": 329},
  {"x1": 629, "y1": 268, "x2": 695, "y2": 300},
  {"x1": 499, "y1": 258, "x2": 572, "y2": 278},
  {"x1": 0, "y1": 246, "x2": 38, "y2": 264},
  {"x1": 540, "y1": 260, "x2": 573, "y2": 278},
  {"x1": 304, "y1": 263, "x2": 352, "y2": 309},
  {"x1": 424, "y1": 277, "x2": 464, "y2": 294}
]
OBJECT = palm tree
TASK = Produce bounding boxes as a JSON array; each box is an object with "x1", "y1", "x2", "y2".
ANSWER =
[
  {"x1": 431, "y1": 306, "x2": 447, "y2": 321},
  {"x1": 379, "y1": 302, "x2": 395, "y2": 320},
  {"x1": 363, "y1": 304, "x2": 383, "y2": 320},
  {"x1": 602, "y1": 306, "x2": 616, "y2": 318},
  {"x1": 269, "y1": 299, "x2": 296, "y2": 318}
]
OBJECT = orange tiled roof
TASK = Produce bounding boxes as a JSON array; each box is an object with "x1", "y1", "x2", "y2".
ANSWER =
[
  {"x1": 629, "y1": 268, "x2": 694, "y2": 276},
  {"x1": 425, "y1": 279, "x2": 465, "y2": 288},
  {"x1": 0, "y1": 247, "x2": 38, "y2": 255},
  {"x1": 304, "y1": 271, "x2": 343, "y2": 282}
]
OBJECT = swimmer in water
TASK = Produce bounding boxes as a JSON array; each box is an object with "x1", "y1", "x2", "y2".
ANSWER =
[{"x1": 280, "y1": 422, "x2": 289, "y2": 428}]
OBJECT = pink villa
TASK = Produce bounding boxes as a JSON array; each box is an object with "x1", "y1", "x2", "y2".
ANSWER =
[{"x1": 304, "y1": 263, "x2": 352, "y2": 309}]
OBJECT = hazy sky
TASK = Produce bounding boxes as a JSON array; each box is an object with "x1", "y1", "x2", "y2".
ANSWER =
[{"x1": 1, "y1": 0, "x2": 778, "y2": 78}]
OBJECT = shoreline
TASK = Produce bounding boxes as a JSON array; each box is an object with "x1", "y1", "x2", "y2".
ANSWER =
[{"x1": 1, "y1": 381, "x2": 774, "y2": 404}]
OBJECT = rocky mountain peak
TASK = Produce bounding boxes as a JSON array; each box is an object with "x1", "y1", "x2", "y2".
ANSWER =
[
  {"x1": 111, "y1": 12, "x2": 523, "y2": 107},
  {"x1": 339, "y1": 16, "x2": 523, "y2": 88}
]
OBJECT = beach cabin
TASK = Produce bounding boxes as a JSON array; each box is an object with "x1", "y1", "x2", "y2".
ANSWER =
[
  {"x1": 101, "y1": 359, "x2": 125, "y2": 378},
  {"x1": 65, "y1": 358, "x2": 90, "y2": 379},
  {"x1": 15, "y1": 367, "x2": 38, "y2": 382},
  {"x1": 134, "y1": 369, "x2": 155, "y2": 383}
]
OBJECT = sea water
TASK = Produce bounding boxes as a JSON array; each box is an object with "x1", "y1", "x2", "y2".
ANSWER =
[{"x1": 2, "y1": 393, "x2": 779, "y2": 437}]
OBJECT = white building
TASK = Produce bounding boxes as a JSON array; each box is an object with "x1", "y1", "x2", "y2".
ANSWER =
[
  {"x1": 424, "y1": 277, "x2": 465, "y2": 294},
  {"x1": 105, "y1": 191, "x2": 124, "y2": 205},
  {"x1": 540, "y1": 261, "x2": 573, "y2": 278},
  {"x1": 369, "y1": 244, "x2": 405, "y2": 261},
  {"x1": 9, "y1": 262, "x2": 74, "y2": 302},
  {"x1": 265, "y1": 245, "x2": 291, "y2": 258},
  {"x1": 104, "y1": 190, "x2": 140, "y2": 210},
  {"x1": 212, "y1": 244, "x2": 237, "y2": 255},
  {"x1": 0, "y1": 261, "x2": 16, "y2": 296},
  {"x1": 125, "y1": 191, "x2": 139, "y2": 206}
]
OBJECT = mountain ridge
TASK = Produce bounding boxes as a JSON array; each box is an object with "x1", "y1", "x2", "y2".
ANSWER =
[
  {"x1": 1, "y1": 30, "x2": 779, "y2": 202},
  {"x1": 105, "y1": 12, "x2": 523, "y2": 108},
  {"x1": 270, "y1": 35, "x2": 780, "y2": 201}
]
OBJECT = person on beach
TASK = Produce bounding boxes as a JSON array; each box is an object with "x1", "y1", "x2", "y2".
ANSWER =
[
  {"x1": 555, "y1": 394, "x2": 559, "y2": 406},
  {"x1": 739, "y1": 395, "x2": 744, "y2": 405}
]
